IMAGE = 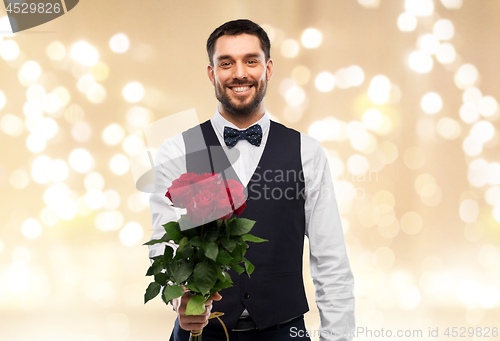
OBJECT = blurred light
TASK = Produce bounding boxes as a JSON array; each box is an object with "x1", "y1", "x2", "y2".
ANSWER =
[
  {"x1": 10, "y1": 169, "x2": 29, "y2": 189},
  {"x1": 109, "y1": 154, "x2": 130, "y2": 175},
  {"x1": 85, "y1": 172, "x2": 105, "y2": 191},
  {"x1": 408, "y1": 51, "x2": 433, "y2": 73},
  {"x1": 347, "y1": 154, "x2": 369, "y2": 175},
  {"x1": 291, "y1": 65, "x2": 311, "y2": 85},
  {"x1": 91, "y1": 61, "x2": 110, "y2": 82},
  {"x1": 470, "y1": 120, "x2": 495, "y2": 143},
  {"x1": 128, "y1": 193, "x2": 149, "y2": 212},
  {"x1": 46, "y1": 41, "x2": 66, "y2": 61},
  {"x1": 22, "y1": 218, "x2": 42, "y2": 239},
  {"x1": 372, "y1": 247, "x2": 395, "y2": 270},
  {"x1": 281, "y1": 39, "x2": 299, "y2": 58},
  {"x1": 83, "y1": 279, "x2": 116, "y2": 307},
  {"x1": 103, "y1": 189, "x2": 121, "y2": 210},
  {"x1": 315, "y1": 72, "x2": 335, "y2": 92},
  {"x1": 122, "y1": 81, "x2": 145, "y2": 103},
  {"x1": 69, "y1": 148, "x2": 95, "y2": 174},
  {"x1": 345, "y1": 65, "x2": 365, "y2": 86},
  {"x1": 85, "y1": 189, "x2": 105, "y2": 210},
  {"x1": 487, "y1": 163, "x2": 500, "y2": 185},
  {"x1": 301, "y1": 28, "x2": 322, "y2": 48},
  {"x1": 26, "y1": 84, "x2": 45, "y2": 102},
  {"x1": 404, "y1": 147, "x2": 425, "y2": 169},
  {"x1": 77, "y1": 74, "x2": 97, "y2": 93},
  {"x1": 109, "y1": 33, "x2": 130, "y2": 53},
  {"x1": 308, "y1": 120, "x2": 329, "y2": 142},
  {"x1": 65, "y1": 104, "x2": 85, "y2": 124},
  {"x1": 41, "y1": 93, "x2": 62, "y2": 114},
  {"x1": 285, "y1": 85, "x2": 306, "y2": 106},
  {"x1": 102, "y1": 123, "x2": 125, "y2": 146},
  {"x1": 19, "y1": 61, "x2": 42, "y2": 83},
  {"x1": 468, "y1": 158, "x2": 488, "y2": 187},
  {"x1": 279, "y1": 78, "x2": 296, "y2": 97},
  {"x1": 51, "y1": 159, "x2": 69, "y2": 182},
  {"x1": 122, "y1": 134, "x2": 144, "y2": 155},
  {"x1": 358, "y1": 0, "x2": 380, "y2": 8},
  {"x1": 23, "y1": 100, "x2": 43, "y2": 120},
  {"x1": 463, "y1": 87, "x2": 482, "y2": 104},
  {"x1": 433, "y1": 19, "x2": 455, "y2": 41},
  {"x1": 0, "y1": 40, "x2": 20, "y2": 60},
  {"x1": 494, "y1": 205, "x2": 500, "y2": 223},
  {"x1": 346, "y1": 121, "x2": 371, "y2": 151},
  {"x1": 485, "y1": 186, "x2": 500, "y2": 206},
  {"x1": 70, "y1": 41, "x2": 99, "y2": 66},
  {"x1": 459, "y1": 103, "x2": 479, "y2": 124},
  {"x1": 456, "y1": 280, "x2": 480, "y2": 305},
  {"x1": 398, "y1": 286, "x2": 421, "y2": 310},
  {"x1": 480, "y1": 287, "x2": 499, "y2": 309},
  {"x1": 119, "y1": 222, "x2": 144, "y2": 246},
  {"x1": 260, "y1": 24, "x2": 276, "y2": 43},
  {"x1": 436, "y1": 117, "x2": 461, "y2": 139},
  {"x1": 405, "y1": 0, "x2": 434, "y2": 17},
  {"x1": 76, "y1": 197, "x2": 92, "y2": 217},
  {"x1": 459, "y1": 199, "x2": 480, "y2": 223},
  {"x1": 1, "y1": 114, "x2": 24, "y2": 136},
  {"x1": 368, "y1": 75, "x2": 391, "y2": 104},
  {"x1": 478, "y1": 244, "x2": 499, "y2": 268},
  {"x1": 462, "y1": 136, "x2": 483, "y2": 156},
  {"x1": 31, "y1": 155, "x2": 52, "y2": 184},
  {"x1": 26, "y1": 133, "x2": 47, "y2": 153},
  {"x1": 373, "y1": 190, "x2": 395, "y2": 208},
  {"x1": 436, "y1": 43, "x2": 456, "y2": 64},
  {"x1": 440, "y1": 0, "x2": 463, "y2": 9},
  {"x1": 95, "y1": 211, "x2": 124, "y2": 231},
  {"x1": 464, "y1": 221, "x2": 483, "y2": 242},
  {"x1": 71, "y1": 121, "x2": 92, "y2": 142},
  {"x1": 0, "y1": 90, "x2": 5, "y2": 109},
  {"x1": 362, "y1": 109, "x2": 383, "y2": 131},
  {"x1": 478, "y1": 96, "x2": 498, "y2": 118},
  {"x1": 35, "y1": 117, "x2": 59, "y2": 140},
  {"x1": 334, "y1": 69, "x2": 349, "y2": 89},
  {"x1": 455, "y1": 64, "x2": 479, "y2": 88},
  {"x1": 375, "y1": 115, "x2": 393, "y2": 135},
  {"x1": 377, "y1": 141, "x2": 398, "y2": 164},
  {"x1": 418, "y1": 34, "x2": 439, "y2": 55},
  {"x1": 40, "y1": 207, "x2": 58, "y2": 226},
  {"x1": 420, "y1": 183, "x2": 443, "y2": 206},
  {"x1": 421, "y1": 92, "x2": 443, "y2": 114},
  {"x1": 126, "y1": 106, "x2": 152, "y2": 127},
  {"x1": 397, "y1": 12, "x2": 417, "y2": 32},
  {"x1": 86, "y1": 84, "x2": 106, "y2": 104},
  {"x1": 56, "y1": 200, "x2": 77, "y2": 220},
  {"x1": 0, "y1": 16, "x2": 15, "y2": 37},
  {"x1": 401, "y1": 211, "x2": 423, "y2": 235},
  {"x1": 283, "y1": 106, "x2": 303, "y2": 123}
]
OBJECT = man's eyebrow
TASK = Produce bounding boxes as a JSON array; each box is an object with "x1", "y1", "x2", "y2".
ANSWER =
[{"x1": 216, "y1": 53, "x2": 262, "y2": 62}]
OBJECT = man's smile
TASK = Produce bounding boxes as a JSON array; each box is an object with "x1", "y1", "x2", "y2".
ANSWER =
[{"x1": 228, "y1": 84, "x2": 254, "y2": 96}]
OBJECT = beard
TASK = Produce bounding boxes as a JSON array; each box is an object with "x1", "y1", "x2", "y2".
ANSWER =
[{"x1": 214, "y1": 76, "x2": 268, "y2": 117}]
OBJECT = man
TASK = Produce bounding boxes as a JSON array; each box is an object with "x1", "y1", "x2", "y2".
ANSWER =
[{"x1": 149, "y1": 19, "x2": 355, "y2": 341}]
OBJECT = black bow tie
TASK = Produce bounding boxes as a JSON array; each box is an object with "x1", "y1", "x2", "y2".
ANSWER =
[{"x1": 223, "y1": 124, "x2": 263, "y2": 147}]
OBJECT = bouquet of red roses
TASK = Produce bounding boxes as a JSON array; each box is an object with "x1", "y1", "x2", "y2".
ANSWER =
[{"x1": 144, "y1": 172, "x2": 266, "y2": 338}]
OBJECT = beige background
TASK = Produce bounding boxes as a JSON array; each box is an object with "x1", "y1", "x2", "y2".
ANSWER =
[{"x1": 1, "y1": 0, "x2": 499, "y2": 340}]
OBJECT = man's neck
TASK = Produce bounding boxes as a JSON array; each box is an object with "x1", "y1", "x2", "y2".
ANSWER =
[{"x1": 218, "y1": 104, "x2": 265, "y2": 129}]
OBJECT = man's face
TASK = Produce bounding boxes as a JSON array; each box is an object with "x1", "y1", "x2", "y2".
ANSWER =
[{"x1": 208, "y1": 34, "x2": 273, "y2": 117}]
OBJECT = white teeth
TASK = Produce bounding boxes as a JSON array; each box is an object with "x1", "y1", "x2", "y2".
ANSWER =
[{"x1": 232, "y1": 86, "x2": 250, "y2": 92}]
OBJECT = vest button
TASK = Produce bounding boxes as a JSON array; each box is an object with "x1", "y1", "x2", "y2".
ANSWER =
[{"x1": 243, "y1": 293, "x2": 250, "y2": 299}]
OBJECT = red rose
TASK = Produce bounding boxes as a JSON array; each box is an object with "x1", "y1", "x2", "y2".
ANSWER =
[
  {"x1": 187, "y1": 189, "x2": 218, "y2": 225},
  {"x1": 194, "y1": 173, "x2": 223, "y2": 192},
  {"x1": 166, "y1": 172, "x2": 198, "y2": 207},
  {"x1": 214, "y1": 191, "x2": 233, "y2": 220},
  {"x1": 226, "y1": 179, "x2": 246, "y2": 215}
]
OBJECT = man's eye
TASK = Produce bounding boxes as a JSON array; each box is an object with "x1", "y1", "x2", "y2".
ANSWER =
[
  {"x1": 220, "y1": 62, "x2": 231, "y2": 67},
  {"x1": 247, "y1": 60, "x2": 257, "y2": 64}
]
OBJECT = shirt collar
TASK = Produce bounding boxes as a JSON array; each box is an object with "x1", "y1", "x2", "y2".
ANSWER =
[{"x1": 211, "y1": 110, "x2": 270, "y2": 139}]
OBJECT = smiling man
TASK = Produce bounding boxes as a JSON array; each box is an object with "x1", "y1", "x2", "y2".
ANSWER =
[{"x1": 149, "y1": 19, "x2": 355, "y2": 341}]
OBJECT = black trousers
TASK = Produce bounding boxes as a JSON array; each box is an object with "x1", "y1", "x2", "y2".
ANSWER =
[{"x1": 169, "y1": 316, "x2": 312, "y2": 341}]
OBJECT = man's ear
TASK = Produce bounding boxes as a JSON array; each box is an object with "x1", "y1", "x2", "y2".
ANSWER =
[
  {"x1": 207, "y1": 64, "x2": 215, "y2": 86},
  {"x1": 266, "y1": 58, "x2": 274, "y2": 82}
]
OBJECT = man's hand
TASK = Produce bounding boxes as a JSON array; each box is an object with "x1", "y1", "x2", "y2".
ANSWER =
[{"x1": 172, "y1": 292, "x2": 222, "y2": 331}]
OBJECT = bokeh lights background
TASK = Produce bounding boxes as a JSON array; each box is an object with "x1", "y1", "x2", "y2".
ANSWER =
[{"x1": 1, "y1": 0, "x2": 500, "y2": 340}]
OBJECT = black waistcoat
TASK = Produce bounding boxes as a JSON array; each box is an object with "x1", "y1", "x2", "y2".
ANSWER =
[{"x1": 183, "y1": 120, "x2": 309, "y2": 330}]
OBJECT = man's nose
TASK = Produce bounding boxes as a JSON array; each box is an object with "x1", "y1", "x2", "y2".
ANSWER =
[{"x1": 232, "y1": 61, "x2": 247, "y2": 80}]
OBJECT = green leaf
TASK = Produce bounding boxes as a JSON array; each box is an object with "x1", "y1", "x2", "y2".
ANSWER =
[
  {"x1": 215, "y1": 249, "x2": 233, "y2": 265},
  {"x1": 229, "y1": 263, "x2": 245, "y2": 275},
  {"x1": 163, "y1": 246, "x2": 174, "y2": 261},
  {"x1": 221, "y1": 238, "x2": 237, "y2": 252},
  {"x1": 189, "y1": 236, "x2": 202, "y2": 247},
  {"x1": 144, "y1": 282, "x2": 161, "y2": 304},
  {"x1": 170, "y1": 260, "x2": 193, "y2": 283},
  {"x1": 178, "y1": 236, "x2": 189, "y2": 251},
  {"x1": 174, "y1": 244, "x2": 195, "y2": 260},
  {"x1": 203, "y1": 242, "x2": 218, "y2": 262},
  {"x1": 154, "y1": 273, "x2": 169, "y2": 285},
  {"x1": 146, "y1": 263, "x2": 163, "y2": 276},
  {"x1": 243, "y1": 257, "x2": 255, "y2": 276},
  {"x1": 213, "y1": 278, "x2": 234, "y2": 292},
  {"x1": 242, "y1": 233, "x2": 268, "y2": 243},
  {"x1": 185, "y1": 281, "x2": 200, "y2": 294},
  {"x1": 163, "y1": 222, "x2": 183, "y2": 242},
  {"x1": 185, "y1": 295, "x2": 206, "y2": 315},
  {"x1": 206, "y1": 231, "x2": 219, "y2": 243},
  {"x1": 161, "y1": 284, "x2": 185, "y2": 304},
  {"x1": 194, "y1": 261, "x2": 218, "y2": 294},
  {"x1": 228, "y1": 218, "x2": 255, "y2": 236}
]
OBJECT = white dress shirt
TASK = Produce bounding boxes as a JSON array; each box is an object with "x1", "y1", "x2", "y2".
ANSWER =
[{"x1": 149, "y1": 110, "x2": 355, "y2": 341}]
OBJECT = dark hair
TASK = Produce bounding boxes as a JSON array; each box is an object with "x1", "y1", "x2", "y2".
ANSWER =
[{"x1": 206, "y1": 19, "x2": 271, "y2": 66}]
